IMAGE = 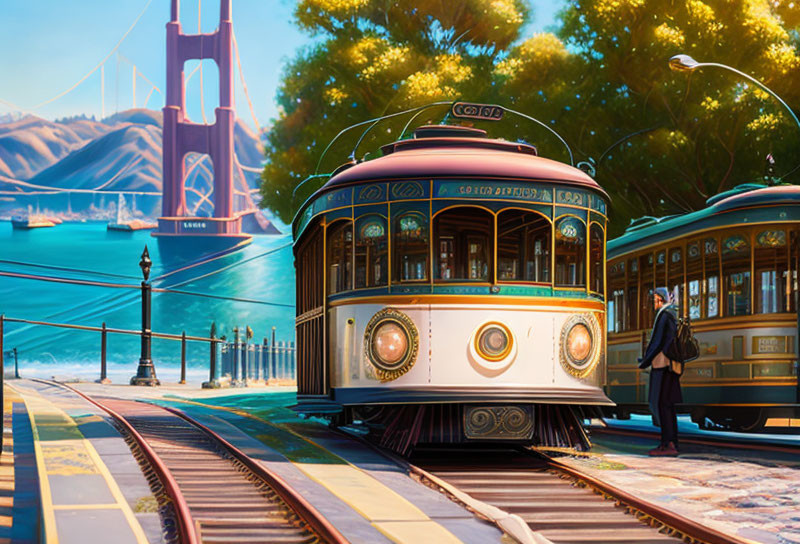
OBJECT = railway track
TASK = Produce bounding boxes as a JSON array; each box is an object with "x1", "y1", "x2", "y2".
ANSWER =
[
  {"x1": 590, "y1": 425, "x2": 800, "y2": 456},
  {"x1": 409, "y1": 447, "x2": 747, "y2": 544},
  {"x1": 44, "y1": 381, "x2": 347, "y2": 544}
]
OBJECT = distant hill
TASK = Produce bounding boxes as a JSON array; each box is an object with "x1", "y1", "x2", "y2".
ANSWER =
[
  {"x1": 0, "y1": 115, "x2": 111, "y2": 179},
  {"x1": 0, "y1": 108, "x2": 277, "y2": 226}
]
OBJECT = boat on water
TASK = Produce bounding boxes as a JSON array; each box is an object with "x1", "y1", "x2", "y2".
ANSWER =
[
  {"x1": 11, "y1": 205, "x2": 60, "y2": 229},
  {"x1": 11, "y1": 216, "x2": 57, "y2": 229},
  {"x1": 107, "y1": 194, "x2": 157, "y2": 231}
]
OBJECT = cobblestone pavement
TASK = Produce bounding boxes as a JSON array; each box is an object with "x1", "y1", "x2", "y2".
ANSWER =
[{"x1": 555, "y1": 429, "x2": 800, "y2": 544}]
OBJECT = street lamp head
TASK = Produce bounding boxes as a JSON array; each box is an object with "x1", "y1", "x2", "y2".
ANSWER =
[
  {"x1": 669, "y1": 54, "x2": 700, "y2": 72},
  {"x1": 139, "y1": 245, "x2": 152, "y2": 282}
]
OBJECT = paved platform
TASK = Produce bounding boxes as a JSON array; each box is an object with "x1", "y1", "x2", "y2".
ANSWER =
[
  {"x1": 7, "y1": 380, "x2": 164, "y2": 544},
  {"x1": 555, "y1": 429, "x2": 800, "y2": 544},
  {"x1": 5, "y1": 380, "x2": 505, "y2": 544}
]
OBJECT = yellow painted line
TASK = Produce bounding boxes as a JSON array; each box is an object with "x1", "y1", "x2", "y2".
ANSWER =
[
  {"x1": 167, "y1": 398, "x2": 462, "y2": 542},
  {"x1": 297, "y1": 463, "x2": 427, "y2": 522},
  {"x1": 374, "y1": 521, "x2": 465, "y2": 544},
  {"x1": 52, "y1": 504, "x2": 120, "y2": 510},
  {"x1": 12, "y1": 388, "x2": 59, "y2": 544},
  {"x1": 9, "y1": 384, "x2": 149, "y2": 544}
]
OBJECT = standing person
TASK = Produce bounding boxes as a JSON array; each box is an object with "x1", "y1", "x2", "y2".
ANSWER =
[{"x1": 638, "y1": 287, "x2": 682, "y2": 456}]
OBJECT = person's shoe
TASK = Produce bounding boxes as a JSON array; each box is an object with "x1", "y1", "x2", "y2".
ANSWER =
[
  {"x1": 650, "y1": 442, "x2": 678, "y2": 456},
  {"x1": 647, "y1": 444, "x2": 665, "y2": 456}
]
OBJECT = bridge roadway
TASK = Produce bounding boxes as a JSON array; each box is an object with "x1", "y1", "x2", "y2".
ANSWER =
[{"x1": 4, "y1": 379, "x2": 504, "y2": 544}]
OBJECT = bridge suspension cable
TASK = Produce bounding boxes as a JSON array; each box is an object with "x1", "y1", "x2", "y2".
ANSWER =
[{"x1": 27, "y1": 0, "x2": 154, "y2": 111}]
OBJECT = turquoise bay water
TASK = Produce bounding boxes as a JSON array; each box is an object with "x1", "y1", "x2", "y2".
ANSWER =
[{"x1": 0, "y1": 221, "x2": 295, "y2": 382}]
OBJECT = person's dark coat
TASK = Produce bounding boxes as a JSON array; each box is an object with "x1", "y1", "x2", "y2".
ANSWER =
[
  {"x1": 639, "y1": 303, "x2": 683, "y2": 426},
  {"x1": 639, "y1": 304, "x2": 677, "y2": 371}
]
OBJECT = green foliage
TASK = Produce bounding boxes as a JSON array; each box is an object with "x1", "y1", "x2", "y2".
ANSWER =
[
  {"x1": 260, "y1": 0, "x2": 529, "y2": 223},
  {"x1": 262, "y1": 0, "x2": 800, "y2": 235},
  {"x1": 548, "y1": 0, "x2": 800, "y2": 234}
]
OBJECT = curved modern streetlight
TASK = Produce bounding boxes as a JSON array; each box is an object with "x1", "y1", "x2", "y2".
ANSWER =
[{"x1": 669, "y1": 54, "x2": 800, "y2": 179}]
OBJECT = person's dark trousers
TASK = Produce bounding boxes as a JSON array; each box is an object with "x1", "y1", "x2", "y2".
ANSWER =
[
  {"x1": 648, "y1": 368, "x2": 664, "y2": 427},
  {"x1": 658, "y1": 370, "x2": 680, "y2": 448}
]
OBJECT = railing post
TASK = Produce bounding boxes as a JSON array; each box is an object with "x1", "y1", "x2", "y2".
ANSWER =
[
  {"x1": 97, "y1": 322, "x2": 110, "y2": 384},
  {"x1": 233, "y1": 326, "x2": 240, "y2": 383},
  {"x1": 262, "y1": 337, "x2": 268, "y2": 381},
  {"x1": 289, "y1": 340, "x2": 295, "y2": 381},
  {"x1": 13, "y1": 348, "x2": 18, "y2": 380},
  {"x1": 180, "y1": 331, "x2": 187, "y2": 384},
  {"x1": 270, "y1": 326, "x2": 277, "y2": 381},
  {"x1": 209, "y1": 323, "x2": 217, "y2": 383}
]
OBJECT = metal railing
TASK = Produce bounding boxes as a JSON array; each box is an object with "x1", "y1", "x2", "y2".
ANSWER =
[
  {"x1": 0, "y1": 314, "x2": 295, "y2": 387},
  {"x1": 218, "y1": 339, "x2": 296, "y2": 385}
]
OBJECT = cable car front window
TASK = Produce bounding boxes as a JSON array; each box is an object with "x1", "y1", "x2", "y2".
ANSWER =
[
  {"x1": 590, "y1": 224, "x2": 604, "y2": 295},
  {"x1": 394, "y1": 212, "x2": 429, "y2": 282},
  {"x1": 434, "y1": 207, "x2": 493, "y2": 282},
  {"x1": 355, "y1": 215, "x2": 388, "y2": 288},
  {"x1": 555, "y1": 217, "x2": 586, "y2": 288},
  {"x1": 327, "y1": 220, "x2": 353, "y2": 294},
  {"x1": 497, "y1": 209, "x2": 550, "y2": 283}
]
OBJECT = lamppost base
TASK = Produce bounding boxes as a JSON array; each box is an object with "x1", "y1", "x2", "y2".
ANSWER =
[
  {"x1": 130, "y1": 359, "x2": 160, "y2": 386},
  {"x1": 96, "y1": 378, "x2": 112, "y2": 385}
]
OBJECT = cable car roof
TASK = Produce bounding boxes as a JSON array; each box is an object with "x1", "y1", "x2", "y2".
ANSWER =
[
  {"x1": 608, "y1": 184, "x2": 800, "y2": 258},
  {"x1": 317, "y1": 126, "x2": 605, "y2": 195}
]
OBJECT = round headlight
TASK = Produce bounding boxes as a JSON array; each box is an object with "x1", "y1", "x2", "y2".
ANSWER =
[
  {"x1": 364, "y1": 308, "x2": 419, "y2": 381},
  {"x1": 560, "y1": 314, "x2": 601, "y2": 378},
  {"x1": 372, "y1": 321, "x2": 408, "y2": 367},
  {"x1": 566, "y1": 323, "x2": 592, "y2": 364},
  {"x1": 475, "y1": 323, "x2": 513, "y2": 361}
]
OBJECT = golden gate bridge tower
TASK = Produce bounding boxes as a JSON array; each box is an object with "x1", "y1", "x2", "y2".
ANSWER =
[{"x1": 153, "y1": 0, "x2": 252, "y2": 256}]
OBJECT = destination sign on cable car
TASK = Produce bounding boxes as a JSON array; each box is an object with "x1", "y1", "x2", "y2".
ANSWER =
[{"x1": 451, "y1": 102, "x2": 504, "y2": 121}]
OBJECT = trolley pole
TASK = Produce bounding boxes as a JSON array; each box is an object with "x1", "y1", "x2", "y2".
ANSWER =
[{"x1": 131, "y1": 246, "x2": 160, "y2": 386}]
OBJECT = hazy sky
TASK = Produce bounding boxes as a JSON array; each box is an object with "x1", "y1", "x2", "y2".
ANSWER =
[{"x1": 0, "y1": 0, "x2": 564, "y2": 130}]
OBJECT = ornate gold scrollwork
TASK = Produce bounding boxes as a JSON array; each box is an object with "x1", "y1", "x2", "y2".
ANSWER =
[
  {"x1": 363, "y1": 308, "x2": 419, "y2": 382},
  {"x1": 464, "y1": 405, "x2": 533, "y2": 440},
  {"x1": 560, "y1": 313, "x2": 602, "y2": 379}
]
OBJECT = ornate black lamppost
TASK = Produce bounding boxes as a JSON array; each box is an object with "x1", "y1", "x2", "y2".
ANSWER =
[{"x1": 131, "y1": 246, "x2": 160, "y2": 386}]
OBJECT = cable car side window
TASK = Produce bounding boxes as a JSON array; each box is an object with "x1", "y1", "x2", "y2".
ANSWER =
[
  {"x1": 687, "y1": 241, "x2": 702, "y2": 319},
  {"x1": 755, "y1": 229, "x2": 788, "y2": 314},
  {"x1": 555, "y1": 216, "x2": 586, "y2": 287},
  {"x1": 589, "y1": 223, "x2": 604, "y2": 295},
  {"x1": 497, "y1": 209, "x2": 551, "y2": 283},
  {"x1": 393, "y1": 211, "x2": 429, "y2": 282},
  {"x1": 327, "y1": 220, "x2": 353, "y2": 294},
  {"x1": 722, "y1": 234, "x2": 751, "y2": 316},
  {"x1": 704, "y1": 237, "x2": 720, "y2": 318},
  {"x1": 434, "y1": 207, "x2": 493, "y2": 282},
  {"x1": 355, "y1": 215, "x2": 388, "y2": 288}
]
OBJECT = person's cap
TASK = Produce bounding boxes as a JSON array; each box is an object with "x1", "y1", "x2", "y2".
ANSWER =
[{"x1": 654, "y1": 287, "x2": 669, "y2": 302}]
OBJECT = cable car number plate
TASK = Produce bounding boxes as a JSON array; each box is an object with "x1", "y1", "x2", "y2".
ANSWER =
[{"x1": 451, "y1": 102, "x2": 504, "y2": 121}]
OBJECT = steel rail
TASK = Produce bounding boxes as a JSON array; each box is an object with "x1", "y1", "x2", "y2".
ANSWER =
[
  {"x1": 591, "y1": 425, "x2": 800, "y2": 455},
  {"x1": 542, "y1": 452, "x2": 758, "y2": 544},
  {"x1": 331, "y1": 428, "x2": 540, "y2": 544},
  {"x1": 162, "y1": 406, "x2": 349, "y2": 544},
  {"x1": 406, "y1": 444, "x2": 762, "y2": 544},
  {"x1": 37, "y1": 379, "x2": 199, "y2": 544}
]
